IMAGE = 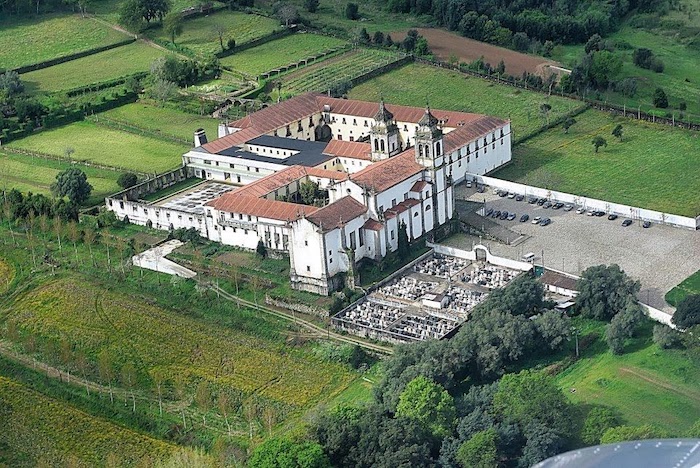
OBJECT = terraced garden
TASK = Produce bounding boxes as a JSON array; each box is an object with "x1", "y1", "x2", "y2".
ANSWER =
[
  {"x1": 0, "y1": 14, "x2": 130, "y2": 71},
  {"x1": 492, "y1": 109, "x2": 700, "y2": 217},
  {"x1": 5, "y1": 121, "x2": 187, "y2": 174},
  {"x1": 0, "y1": 152, "x2": 121, "y2": 205},
  {"x1": 281, "y1": 48, "x2": 404, "y2": 95},
  {"x1": 4, "y1": 278, "x2": 355, "y2": 416},
  {"x1": 149, "y1": 10, "x2": 280, "y2": 56},
  {"x1": 0, "y1": 376, "x2": 175, "y2": 467},
  {"x1": 20, "y1": 42, "x2": 166, "y2": 94},
  {"x1": 220, "y1": 33, "x2": 347, "y2": 76},
  {"x1": 349, "y1": 62, "x2": 583, "y2": 140}
]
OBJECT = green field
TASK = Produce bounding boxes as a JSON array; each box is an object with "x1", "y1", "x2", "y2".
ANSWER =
[
  {"x1": 666, "y1": 270, "x2": 700, "y2": 306},
  {"x1": 349, "y1": 62, "x2": 583, "y2": 140},
  {"x1": 20, "y1": 42, "x2": 166, "y2": 93},
  {"x1": 281, "y1": 48, "x2": 404, "y2": 95},
  {"x1": 0, "y1": 375, "x2": 175, "y2": 467},
  {"x1": 220, "y1": 33, "x2": 347, "y2": 76},
  {"x1": 492, "y1": 109, "x2": 700, "y2": 217},
  {"x1": 99, "y1": 102, "x2": 220, "y2": 141},
  {"x1": 0, "y1": 14, "x2": 130, "y2": 71},
  {"x1": 150, "y1": 10, "x2": 280, "y2": 56},
  {"x1": 556, "y1": 320, "x2": 700, "y2": 434},
  {"x1": 6, "y1": 121, "x2": 187, "y2": 173},
  {"x1": 0, "y1": 152, "x2": 121, "y2": 205}
]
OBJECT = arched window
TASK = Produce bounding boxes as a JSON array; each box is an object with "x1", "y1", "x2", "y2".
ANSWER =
[
  {"x1": 374, "y1": 139, "x2": 379, "y2": 151},
  {"x1": 380, "y1": 140, "x2": 385, "y2": 151},
  {"x1": 436, "y1": 142, "x2": 441, "y2": 155},
  {"x1": 419, "y1": 145, "x2": 423, "y2": 157}
]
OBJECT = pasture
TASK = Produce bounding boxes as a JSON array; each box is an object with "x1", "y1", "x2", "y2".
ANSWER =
[
  {"x1": 220, "y1": 33, "x2": 347, "y2": 76},
  {"x1": 556, "y1": 320, "x2": 700, "y2": 434},
  {"x1": 99, "y1": 102, "x2": 220, "y2": 142},
  {"x1": 349, "y1": 62, "x2": 583, "y2": 139},
  {"x1": 666, "y1": 270, "x2": 700, "y2": 306},
  {"x1": 20, "y1": 42, "x2": 166, "y2": 94},
  {"x1": 0, "y1": 14, "x2": 129, "y2": 71},
  {"x1": 149, "y1": 10, "x2": 280, "y2": 56},
  {"x1": 4, "y1": 277, "x2": 355, "y2": 414},
  {"x1": 280, "y1": 48, "x2": 403, "y2": 95},
  {"x1": 0, "y1": 258, "x2": 13, "y2": 294},
  {"x1": 0, "y1": 152, "x2": 121, "y2": 205},
  {"x1": 492, "y1": 109, "x2": 700, "y2": 217},
  {"x1": 5, "y1": 121, "x2": 187, "y2": 174},
  {"x1": 0, "y1": 375, "x2": 175, "y2": 467}
]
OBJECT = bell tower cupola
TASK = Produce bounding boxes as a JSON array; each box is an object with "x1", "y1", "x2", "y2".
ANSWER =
[{"x1": 370, "y1": 99, "x2": 401, "y2": 161}]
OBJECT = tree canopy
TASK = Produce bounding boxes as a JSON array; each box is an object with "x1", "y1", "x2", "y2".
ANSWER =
[
  {"x1": 50, "y1": 168, "x2": 93, "y2": 204},
  {"x1": 576, "y1": 264, "x2": 641, "y2": 320},
  {"x1": 248, "y1": 438, "x2": 330, "y2": 468},
  {"x1": 456, "y1": 429, "x2": 498, "y2": 468},
  {"x1": 671, "y1": 294, "x2": 700, "y2": 329},
  {"x1": 396, "y1": 376, "x2": 456, "y2": 438}
]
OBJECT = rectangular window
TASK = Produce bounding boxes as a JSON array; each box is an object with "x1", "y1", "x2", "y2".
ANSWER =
[
  {"x1": 391, "y1": 230, "x2": 395, "y2": 240},
  {"x1": 403, "y1": 193, "x2": 408, "y2": 200},
  {"x1": 359, "y1": 229, "x2": 364, "y2": 247},
  {"x1": 425, "y1": 190, "x2": 429, "y2": 199},
  {"x1": 304, "y1": 240, "x2": 308, "y2": 246},
  {"x1": 328, "y1": 250, "x2": 332, "y2": 256},
  {"x1": 307, "y1": 265, "x2": 311, "y2": 272},
  {"x1": 392, "y1": 198, "x2": 396, "y2": 207},
  {"x1": 350, "y1": 232, "x2": 356, "y2": 250}
]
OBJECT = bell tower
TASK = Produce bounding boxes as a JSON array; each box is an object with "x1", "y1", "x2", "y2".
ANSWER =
[
  {"x1": 414, "y1": 106, "x2": 443, "y2": 167},
  {"x1": 370, "y1": 99, "x2": 401, "y2": 161}
]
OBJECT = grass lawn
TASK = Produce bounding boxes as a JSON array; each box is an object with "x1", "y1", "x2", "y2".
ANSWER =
[
  {"x1": 6, "y1": 121, "x2": 187, "y2": 174},
  {"x1": 99, "y1": 102, "x2": 220, "y2": 141},
  {"x1": 220, "y1": 33, "x2": 347, "y2": 76},
  {"x1": 666, "y1": 270, "x2": 700, "y2": 307},
  {"x1": 20, "y1": 42, "x2": 166, "y2": 93},
  {"x1": 0, "y1": 375, "x2": 175, "y2": 466},
  {"x1": 0, "y1": 14, "x2": 130, "y2": 71},
  {"x1": 556, "y1": 319, "x2": 700, "y2": 434},
  {"x1": 349, "y1": 63, "x2": 583, "y2": 140},
  {"x1": 149, "y1": 10, "x2": 280, "y2": 56},
  {"x1": 492, "y1": 109, "x2": 700, "y2": 217},
  {"x1": 0, "y1": 152, "x2": 121, "y2": 205}
]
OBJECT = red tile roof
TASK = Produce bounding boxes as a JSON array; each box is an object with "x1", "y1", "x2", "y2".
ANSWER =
[
  {"x1": 410, "y1": 180, "x2": 428, "y2": 192},
  {"x1": 235, "y1": 166, "x2": 310, "y2": 198},
  {"x1": 323, "y1": 139, "x2": 371, "y2": 161},
  {"x1": 385, "y1": 198, "x2": 421, "y2": 217},
  {"x1": 363, "y1": 218, "x2": 383, "y2": 231},
  {"x1": 351, "y1": 150, "x2": 423, "y2": 192},
  {"x1": 305, "y1": 166, "x2": 348, "y2": 180},
  {"x1": 443, "y1": 115, "x2": 509, "y2": 153},
  {"x1": 306, "y1": 196, "x2": 367, "y2": 232},
  {"x1": 206, "y1": 195, "x2": 318, "y2": 221}
]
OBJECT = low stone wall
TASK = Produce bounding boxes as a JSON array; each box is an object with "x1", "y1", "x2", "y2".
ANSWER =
[
  {"x1": 265, "y1": 295, "x2": 327, "y2": 317},
  {"x1": 109, "y1": 166, "x2": 195, "y2": 202},
  {"x1": 474, "y1": 174, "x2": 699, "y2": 230},
  {"x1": 427, "y1": 242, "x2": 534, "y2": 272}
]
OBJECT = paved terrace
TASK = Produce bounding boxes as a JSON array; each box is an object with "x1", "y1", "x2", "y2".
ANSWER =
[{"x1": 156, "y1": 182, "x2": 235, "y2": 215}]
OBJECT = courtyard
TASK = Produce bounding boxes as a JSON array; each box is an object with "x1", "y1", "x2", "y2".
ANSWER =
[{"x1": 451, "y1": 186, "x2": 700, "y2": 314}]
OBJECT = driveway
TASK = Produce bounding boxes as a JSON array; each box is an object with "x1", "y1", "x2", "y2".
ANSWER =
[{"x1": 132, "y1": 240, "x2": 196, "y2": 279}]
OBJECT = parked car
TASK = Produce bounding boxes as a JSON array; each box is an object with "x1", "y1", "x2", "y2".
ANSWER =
[
  {"x1": 576, "y1": 207, "x2": 586, "y2": 214},
  {"x1": 528, "y1": 197, "x2": 538, "y2": 204},
  {"x1": 515, "y1": 194, "x2": 524, "y2": 201},
  {"x1": 531, "y1": 216, "x2": 542, "y2": 224},
  {"x1": 537, "y1": 198, "x2": 547, "y2": 206},
  {"x1": 484, "y1": 207, "x2": 493, "y2": 217},
  {"x1": 586, "y1": 209, "x2": 595, "y2": 216},
  {"x1": 553, "y1": 202, "x2": 564, "y2": 209},
  {"x1": 643, "y1": 221, "x2": 651, "y2": 228},
  {"x1": 594, "y1": 211, "x2": 606, "y2": 217},
  {"x1": 543, "y1": 201, "x2": 553, "y2": 209},
  {"x1": 507, "y1": 192, "x2": 516, "y2": 199},
  {"x1": 466, "y1": 180, "x2": 472, "y2": 188},
  {"x1": 622, "y1": 219, "x2": 633, "y2": 227},
  {"x1": 507, "y1": 213, "x2": 516, "y2": 221},
  {"x1": 477, "y1": 185, "x2": 486, "y2": 193},
  {"x1": 540, "y1": 218, "x2": 552, "y2": 226},
  {"x1": 520, "y1": 214, "x2": 529, "y2": 222},
  {"x1": 608, "y1": 214, "x2": 618, "y2": 220},
  {"x1": 492, "y1": 210, "x2": 501, "y2": 218},
  {"x1": 499, "y1": 211, "x2": 509, "y2": 220},
  {"x1": 563, "y1": 204, "x2": 574, "y2": 211},
  {"x1": 498, "y1": 190, "x2": 508, "y2": 197}
]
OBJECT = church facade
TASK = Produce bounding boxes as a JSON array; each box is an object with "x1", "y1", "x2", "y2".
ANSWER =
[{"x1": 107, "y1": 93, "x2": 512, "y2": 295}]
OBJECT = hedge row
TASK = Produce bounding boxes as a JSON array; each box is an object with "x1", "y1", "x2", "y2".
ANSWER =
[
  {"x1": 215, "y1": 25, "x2": 294, "y2": 59},
  {"x1": 13, "y1": 39, "x2": 136, "y2": 74},
  {"x1": 64, "y1": 72, "x2": 148, "y2": 97}
]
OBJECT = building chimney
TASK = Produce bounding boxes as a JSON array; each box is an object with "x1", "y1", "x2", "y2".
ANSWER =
[{"x1": 194, "y1": 128, "x2": 207, "y2": 147}]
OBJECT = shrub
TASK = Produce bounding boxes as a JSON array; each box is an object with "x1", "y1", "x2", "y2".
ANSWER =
[
  {"x1": 117, "y1": 173, "x2": 139, "y2": 189},
  {"x1": 653, "y1": 87, "x2": 668, "y2": 108},
  {"x1": 672, "y1": 294, "x2": 700, "y2": 329},
  {"x1": 582, "y1": 407, "x2": 619, "y2": 445},
  {"x1": 652, "y1": 324, "x2": 683, "y2": 349},
  {"x1": 345, "y1": 2, "x2": 359, "y2": 20}
]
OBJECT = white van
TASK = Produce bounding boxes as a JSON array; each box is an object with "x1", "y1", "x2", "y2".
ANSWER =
[{"x1": 522, "y1": 252, "x2": 536, "y2": 262}]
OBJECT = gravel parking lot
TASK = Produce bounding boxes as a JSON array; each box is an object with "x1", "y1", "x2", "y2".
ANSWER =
[{"x1": 451, "y1": 187, "x2": 700, "y2": 314}]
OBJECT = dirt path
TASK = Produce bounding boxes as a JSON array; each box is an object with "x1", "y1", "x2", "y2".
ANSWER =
[{"x1": 619, "y1": 366, "x2": 700, "y2": 403}]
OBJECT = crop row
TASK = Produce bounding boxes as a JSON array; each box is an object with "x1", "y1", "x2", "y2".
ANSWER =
[
  {"x1": 0, "y1": 375, "x2": 174, "y2": 467},
  {"x1": 5, "y1": 278, "x2": 354, "y2": 408}
]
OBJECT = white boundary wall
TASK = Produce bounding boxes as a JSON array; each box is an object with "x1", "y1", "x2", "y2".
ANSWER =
[
  {"x1": 427, "y1": 242, "x2": 534, "y2": 272},
  {"x1": 472, "y1": 174, "x2": 700, "y2": 230}
]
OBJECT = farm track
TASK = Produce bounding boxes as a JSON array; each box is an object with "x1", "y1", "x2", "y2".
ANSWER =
[{"x1": 208, "y1": 283, "x2": 393, "y2": 355}]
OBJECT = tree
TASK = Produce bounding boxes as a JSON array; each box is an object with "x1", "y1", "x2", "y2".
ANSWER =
[
  {"x1": 212, "y1": 24, "x2": 226, "y2": 52},
  {"x1": 415, "y1": 36, "x2": 430, "y2": 56},
  {"x1": 520, "y1": 422, "x2": 565, "y2": 467},
  {"x1": 534, "y1": 310, "x2": 570, "y2": 350},
  {"x1": 671, "y1": 294, "x2": 700, "y2": 329},
  {"x1": 119, "y1": 0, "x2": 144, "y2": 29},
  {"x1": 606, "y1": 298, "x2": 645, "y2": 355},
  {"x1": 345, "y1": 2, "x2": 359, "y2": 20},
  {"x1": 539, "y1": 103, "x2": 552, "y2": 125},
  {"x1": 582, "y1": 407, "x2": 619, "y2": 445},
  {"x1": 256, "y1": 239, "x2": 267, "y2": 259},
  {"x1": 0, "y1": 71, "x2": 24, "y2": 96},
  {"x1": 652, "y1": 324, "x2": 683, "y2": 349},
  {"x1": 395, "y1": 376, "x2": 456, "y2": 438},
  {"x1": 653, "y1": 87, "x2": 668, "y2": 108},
  {"x1": 373, "y1": 30, "x2": 385, "y2": 45},
  {"x1": 600, "y1": 424, "x2": 668, "y2": 444},
  {"x1": 276, "y1": 4, "x2": 299, "y2": 26},
  {"x1": 611, "y1": 124, "x2": 623, "y2": 141},
  {"x1": 303, "y1": 0, "x2": 319, "y2": 12},
  {"x1": 51, "y1": 168, "x2": 92, "y2": 204},
  {"x1": 248, "y1": 438, "x2": 330, "y2": 468},
  {"x1": 359, "y1": 27, "x2": 371, "y2": 45},
  {"x1": 591, "y1": 136, "x2": 607, "y2": 153},
  {"x1": 512, "y1": 32, "x2": 530, "y2": 52},
  {"x1": 164, "y1": 12, "x2": 184, "y2": 44},
  {"x1": 299, "y1": 180, "x2": 320, "y2": 205},
  {"x1": 563, "y1": 116, "x2": 576, "y2": 133},
  {"x1": 485, "y1": 274, "x2": 544, "y2": 316},
  {"x1": 117, "y1": 173, "x2": 139, "y2": 189},
  {"x1": 456, "y1": 429, "x2": 498, "y2": 468},
  {"x1": 576, "y1": 265, "x2": 640, "y2": 320},
  {"x1": 149, "y1": 78, "x2": 177, "y2": 105},
  {"x1": 384, "y1": 34, "x2": 394, "y2": 47},
  {"x1": 397, "y1": 221, "x2": 410, "y2": 260}
]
